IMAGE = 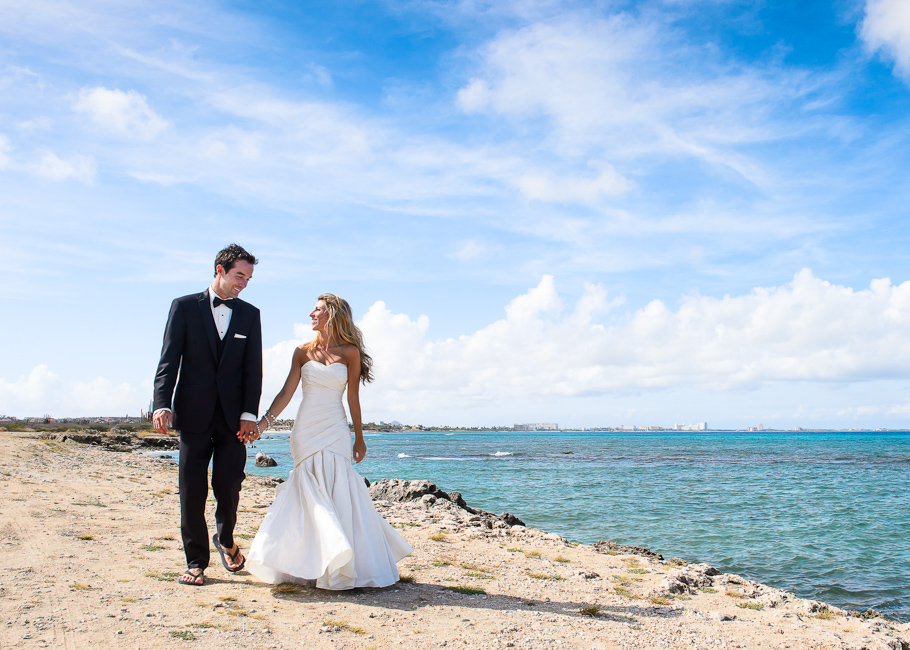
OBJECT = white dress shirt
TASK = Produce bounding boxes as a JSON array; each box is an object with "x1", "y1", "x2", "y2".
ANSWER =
[{"x1": 209, "y1": 287, "x2": 232, "y2": 339}]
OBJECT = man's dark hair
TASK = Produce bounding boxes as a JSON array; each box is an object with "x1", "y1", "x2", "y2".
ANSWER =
[{"x1": 214, "y1": 244, "x2": 258, "y2": 275}]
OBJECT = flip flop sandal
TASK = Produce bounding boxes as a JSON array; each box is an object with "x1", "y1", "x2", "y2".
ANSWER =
[
  {"x1": 178, "y1": 569, "x2": 205, "y2": 586},
  {"x1": 212, "y1": 534, "x2": 246, "y2": 573}
]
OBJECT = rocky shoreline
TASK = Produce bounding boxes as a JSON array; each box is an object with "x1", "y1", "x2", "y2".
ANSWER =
[
  {"x1": 39, "y1": 430, "x2": 179, "y2": 452},
  {"x1": 3, "y1": 430, "x2": 908, "y2": 650},
  {"x1": 364, "y1": 478, "x2": 886, "y2": 622}
]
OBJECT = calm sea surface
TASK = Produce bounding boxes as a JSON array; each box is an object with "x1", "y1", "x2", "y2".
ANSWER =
[{"x1": 244, "y1": 430, "x2": 910, "y2": 622}]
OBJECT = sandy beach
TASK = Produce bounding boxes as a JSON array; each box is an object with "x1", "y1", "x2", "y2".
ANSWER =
[{"x1": 1, "y1": 430, "x2": 908, "y2": 650}]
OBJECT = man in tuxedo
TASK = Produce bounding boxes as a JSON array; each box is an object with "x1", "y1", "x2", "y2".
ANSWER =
[{"x1": 153, "y1": 244, "x2": 263, "y2": 586}]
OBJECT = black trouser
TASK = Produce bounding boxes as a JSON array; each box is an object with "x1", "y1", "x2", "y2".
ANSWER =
[{"x1": 178, "y1": 403, "x2": 247, "y2": 570}]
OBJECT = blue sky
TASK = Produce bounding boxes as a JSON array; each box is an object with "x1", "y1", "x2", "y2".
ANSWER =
[{"x1": 2, "y1": 0, "x2": 910, "y2": 429}]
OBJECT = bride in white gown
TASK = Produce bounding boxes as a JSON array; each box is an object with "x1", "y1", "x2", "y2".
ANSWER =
[{"x1": 246, "y1": 293, "x2": 413, "y2": 589}]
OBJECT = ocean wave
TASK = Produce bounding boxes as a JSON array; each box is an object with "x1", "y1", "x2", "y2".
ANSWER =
[
  {"x1": 491, "y1": 451, "x2": 514, "y2": 457},
  {"x1": 397, "y1": 453, "x2": 412, "y2": 458}
]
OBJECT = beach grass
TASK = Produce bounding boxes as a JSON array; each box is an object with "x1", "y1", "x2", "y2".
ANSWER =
[
  {"x1": 579, "y1": 604, "x2": 601, "y2": 617},
  {"x1": 467, "y1": 572, "x2": 495, "y2": 580},
  {"x1": 736, "y1": 602, "x2": 764, "y2": 611},
  {"x1": 446, "y1": 585, "x2": 486, "y2": 595},
  {"x1": 526, "y1": 571, "x2": 564, "y2": 581},
  {"x1": 323, "y1": 620, "x2": 364, "y2": 633}
]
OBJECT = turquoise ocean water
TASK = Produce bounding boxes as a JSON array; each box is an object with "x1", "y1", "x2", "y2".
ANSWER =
[{"x1": 244, "y1": 430, "x2": 910, "y2": 622}]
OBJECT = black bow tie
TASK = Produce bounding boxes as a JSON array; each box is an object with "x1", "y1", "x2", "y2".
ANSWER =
[{"x1": 213, "y1": 297, "x2": 235, "y2": 309}]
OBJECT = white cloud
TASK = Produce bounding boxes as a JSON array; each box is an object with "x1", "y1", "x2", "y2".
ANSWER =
[
  {"x1": 269, "y1": 271, "x2": 910, "y2": 420},
  {"x1": 515, "y1": 165, "x2": 634, "y2": 203},
  {"x1": 454, "y1": 14, "x2": 830, "y2": 188},
  {"x1": 453, "y1": 240, "x2": 487, "y2": 261},
  {"x1": 28, "y1": 151, "x2": 96, "y2": 183},
  {"x1": 71, "y1": 377, "x2": 135, "y2": 412},
  {"x1": 859, "y1": 0, "x2": 910, "y2": 80},
  {"x1": 0, "y1": 365, "x2": 61, "y2": 412},
  {"x1": 73, "y1": 87, "x2": 169, "y2": 139},
  {"x1": 456, "y1": 77, "x2": 491, "y2": 113},
  {"x1": 0, "y1": 366, "x2": 150, "y2": 417}
]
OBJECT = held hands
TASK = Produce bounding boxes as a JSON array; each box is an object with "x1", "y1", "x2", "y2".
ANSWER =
[
  {"x1": 152, "y1": 410, "x2": 172, "y2": 436},
  {"x1": 237, "y1": 419, "x2": 259, "y2": 445}
]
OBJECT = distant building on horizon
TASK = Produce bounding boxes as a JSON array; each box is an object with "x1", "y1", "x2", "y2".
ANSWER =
[
  {"x1": 673, "y1": 422, "x2": 707, "y2": 431},
  {"x1": 513, "y1": 423, "x2": 558, "y2": 431}
]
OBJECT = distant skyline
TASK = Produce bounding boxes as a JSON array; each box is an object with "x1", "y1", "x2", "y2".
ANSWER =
[{"x1": 3, "y1": 1, "x2": 910, "y2": 429}]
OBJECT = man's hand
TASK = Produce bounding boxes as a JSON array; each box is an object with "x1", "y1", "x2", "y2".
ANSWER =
[
  {"x1": 153, "y1": 410, "x2": 172, "y2": 436},
  {"x1": 238, "y1": 419, "x2": 257, "y2": 445},
  {"x1": 352, "y1": 438, "x2": 366, "y2": 463}
]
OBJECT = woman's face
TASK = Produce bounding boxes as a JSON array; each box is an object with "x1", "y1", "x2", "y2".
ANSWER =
[{"x1": 310, "y1": 300, "x2": 330, "y2": 332}]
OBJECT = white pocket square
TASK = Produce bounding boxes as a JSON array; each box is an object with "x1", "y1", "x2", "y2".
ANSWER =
[{"x1": 234, "y1": 333, "x2": 247, "y2": 339}]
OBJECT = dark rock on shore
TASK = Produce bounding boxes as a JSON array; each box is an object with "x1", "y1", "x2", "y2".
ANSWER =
[
  {"x1": 592, "y1": 540, "x2": 664, "y2": 560},
  {"x1": 255, "y1": 451, "x2": 278, "y2": 467},
  {"x1": 42, "y1": 431, "x2": 179, "y2": 451},
  {"x1": 368, "y1": 478, "x2": 526, "y2": 528}
]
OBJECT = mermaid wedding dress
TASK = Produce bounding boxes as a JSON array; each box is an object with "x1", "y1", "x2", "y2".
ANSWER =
[{"x1": 246, "y1": 361, "x2": 413, "y2": 589}]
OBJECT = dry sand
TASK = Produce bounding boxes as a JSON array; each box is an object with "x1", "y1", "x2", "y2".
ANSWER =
[{"x1": 1, "y1": 430, "x2": 908, "y2": 650}]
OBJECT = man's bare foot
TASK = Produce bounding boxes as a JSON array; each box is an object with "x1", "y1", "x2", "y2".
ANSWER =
[
  {"x1": 225, "y1": 544, "x2": 245, "y2": 571},
  {"x1": 213, "y1": 534, "x2": 246, "y2": 573},
  {"x1": 178, "y1": 568, "x2": 204, "y2": 586}
]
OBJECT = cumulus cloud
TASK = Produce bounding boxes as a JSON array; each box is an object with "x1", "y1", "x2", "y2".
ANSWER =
[
  {"x1": 0, "y1": 365, "x2": 61, "y2": 409},
  {"x1": 71, "y1": 377, "x2": 135, "y2": 413},
  {"x1": 0, "y1": 366, "x2": 152, "y2": 417},
  {"x1": 296, "y1": 271, "x2": 910, "y2": 418},
  {"x1": 72, "y1": 87, "x2": 169, "y2": 138},
  {"x1": 859, "y1": 0, "x2": 910, "y2": 80}
]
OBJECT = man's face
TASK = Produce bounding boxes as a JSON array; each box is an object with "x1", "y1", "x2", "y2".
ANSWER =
[{"x1": 214, "y1": 260, "x2": 254, "y2": 298}]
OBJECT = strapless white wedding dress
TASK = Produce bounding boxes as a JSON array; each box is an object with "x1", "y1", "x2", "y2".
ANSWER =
[{"x1": 246, "y1": 361, "x2": 413, "y2": 589}]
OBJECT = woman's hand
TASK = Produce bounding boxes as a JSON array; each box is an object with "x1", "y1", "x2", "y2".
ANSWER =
[{"x1": 352, "y1": 437, "x2": 366, "y2": 463}]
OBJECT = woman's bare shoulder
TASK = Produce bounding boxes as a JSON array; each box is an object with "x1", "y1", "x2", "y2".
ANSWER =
[
  {"x1": 337, "y1": 343, "x2": 360, "y2": 363},
  {"x1": 293, "y1": 344, "x2": 313, "y2": 362}
]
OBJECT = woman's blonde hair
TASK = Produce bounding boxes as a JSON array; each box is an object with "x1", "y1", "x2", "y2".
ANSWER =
[{"x1": 308, "y1": 293, "x2": 374, "y2": 384}]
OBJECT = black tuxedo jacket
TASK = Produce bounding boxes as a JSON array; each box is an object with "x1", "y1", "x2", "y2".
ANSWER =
[{"x1": 153, "y1": 290, "x2": 263, "y2": 433}]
